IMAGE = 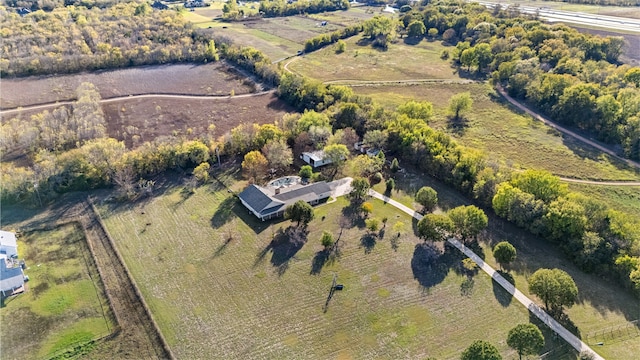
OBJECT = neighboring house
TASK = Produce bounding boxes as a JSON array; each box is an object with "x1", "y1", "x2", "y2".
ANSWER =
[
  {"x1": 184, "y1": 0, "x2": 208, "y2": 8},
  {"x1": 17, "y1": 7, "x2": 31, "y2": 16},
  {"x1": 0, "y1": 230, "x2": 17, "y2": 258},
  {"x1": 0, "y1": 260, "x2": 25, "y2": 297},
  {"x1": 0, "y1": 231, "x2": 25, "y2": 297},
  {"x1": 301, "y1": 150, "x2": 333, "y2": 168},
  {"x1": 239, "y1": 181, "x2": 331, "y2": 221},
  {"x1": 151, "y1": 1, "x2": 169, "y2": 10}
]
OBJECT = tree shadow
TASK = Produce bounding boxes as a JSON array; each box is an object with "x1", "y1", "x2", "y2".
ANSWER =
[
  {"x1": 411, "y1": 242, "x2": 460, "y2": 289},
  {"x1": 528, "y1": 312, "x2": 579, "y2": 359},
  {"x1": 360, "y1": 233, "x2": 377, "y2": 254},
  {"x1": 212, "y1": 237, "x2": 233, "y2": 258},
  {"x1": 460, "y1": 277, "x2": 475, "y2": 296},
  {"x1": 403, "y1": 37, "x2": 422, "y2": 45},
  {"x1": 341, "y1": 202, "x2": 366, "y2": 229},
  {"x1": 210, "y1": 195, "x2": 237, "y2": 228},
  {"x1": 492, "y1": 270, "x2": 515, "y2": 307},
  {"x1": 254, "y1": 226, "x2": 308, "y2": 276},
  {"x1": 446, "y1": 115, "x2": 470, "y2": 136},
  {"x1": 310, "y1": 249, "x2": 331, "y2": 275}
]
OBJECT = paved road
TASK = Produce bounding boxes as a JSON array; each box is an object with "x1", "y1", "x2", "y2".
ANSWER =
[
  {"x1": 473, "y1": 1, "x2": 640, "y2": 33},
  {"x1": 497, "y1": 85, "x2": 640, "y2": 170},
  {"x1": 368, "y1": 189, "x2": 605, "y2": 360},
  {"x1": 0, "y1": 90, "x2": 276, "y2": 115}
]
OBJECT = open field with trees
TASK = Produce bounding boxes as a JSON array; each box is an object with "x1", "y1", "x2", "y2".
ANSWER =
[
  {"x1": 96, "y1": 173, "x2": 552, "y2": 359},
  {"x1": 354, "y1": 83, "x2": 640, "y2": 182},
  {"x1": 0, "y1": 223, "x2": 113, "y2": 359},
  {"x1": 0, "y1": 63, "x2": 256, "y2": 109}
]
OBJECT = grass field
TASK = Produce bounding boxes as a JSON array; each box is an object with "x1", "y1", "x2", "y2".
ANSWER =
[
  {"x1": 566, "y1": 183, "x2": 640, "y2": 218},
  {"x1": 96, "y1": 171, "x2": 578, "y2": 359},
  {"x1": 185, "y1": 6, "x2": 383, "y2": 61},
  {"x1": 0, "y1": 223, "x2": 113, "y2": 359},
  {"x1": 352, "y1": 83, "x2": 640, "y2": 183},
  {"x1": 288, "y1": 36, "x2": 460, "y2": 81},
  {"x1": 494, "y1": 0, "x2": 640, "y2": 19}
]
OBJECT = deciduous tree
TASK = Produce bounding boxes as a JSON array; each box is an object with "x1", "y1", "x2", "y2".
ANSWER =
[
  {"x1": 507, "y1": 324, "x2": 544, "y2": 360},
  {"x1": 242, "y1": 150, "x2": 268, "y2": 181},
  {"x1": 416, "y1": 186, "x2": 438, "y2": 212},
  {"x1": 493, "y1": 241, "x2": 517, "y2": 270},
  {"x1": 417, "y1": 213, "x2": 453, "y2": 242},
  {"x1": 285, "y1": 200, "x2": 315, "y2": 226},
  {"x1": 528, "y1": 268, "x2": 578, "y2": 314},
  {"x1": 461, "y1": 340, "x2": 502, "y2": 360},
  {"x1": 448, "y1": 205, "x2": 488, "y2": 242},
  {"x1": 448, "y1": 92, "x2": 473, "y2": 121}
]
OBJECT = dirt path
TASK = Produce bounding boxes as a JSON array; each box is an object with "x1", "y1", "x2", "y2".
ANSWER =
[
  {"x1": 367, "y1": 189, "x2": 605, "y2": 360},
  {"x1": 496, "y1": 85, "x2": 640, "y2": 170},
  {"x1": 557, "y1": 178, "x2": 640, "y2": 186},
  {"x1": 81, "y1": 200, "x2": 172, "y2": 359},
  {"x1": 0, "y1": 90, "x2": 276, "y2": 115}
]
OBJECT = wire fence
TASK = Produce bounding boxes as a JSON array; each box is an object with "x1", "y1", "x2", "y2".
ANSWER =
[{"x1": 585, "y1": 319, "x2": 640, "y2": 345}]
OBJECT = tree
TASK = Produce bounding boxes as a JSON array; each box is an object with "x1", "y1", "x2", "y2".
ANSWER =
[
  {"x1": 417, "y1": 213, "x2": 453, "y2": 242},
  {"x1": 361, "y1": 202, "x2": 373, "y2": 216},
  {"x1": 323, "y1": 143, "x2": 349, "y2": 177},
  {"x1": 448, "y1": 205, "x2": 488, "y2": 242},
  {"x1": 366, "y1": 218, "x2": 380, "y2": 233},
  {"x1": 407, "y1": 21, "x2": 426, "y2": 38},
  {"x1": 242, "y1": 151, "x2": 268, "y2": 181},
  {"x1": 507, "y1": 324, "x2": 544, "y2": 360},
  {"x1": 416, "y1": 186, "x2": 438, "y2": 212},
  {"x1": 474, "y1": 43, "x2": 493, "y2": 73},
  {"x1": 625, "y1": 68, "x2": 640, "y2": 87},
  {"x1": 262, "y1": 139, "x2": 293, "y2": 172},
  {"x1": 528, "y1": 268, "x2": 578, "y2": 314},
  {"x1": 299, "y1": 165, "x2": 313, "y2": 179},
  {"x1": 336, "y1": 40, "x2": 346, "y2": 53},
  {"x1": 493, "y1": 241, "x2": 517, "y2": 270},
  {"x1": 321, "y1": 231, "x2": 334, "y2": 249},
  {"x1": 461, "y1": 340, "x2": 502, "y2": 360},
  {"x1": 390, "y1": 158, "x2": 400, "y2": 173},
  {"x1": 460, "y1": 48, "x2": 475, "y2": 71},
  {"x1": 363, "y1": 130, "x2": 388, "y2": 150},
  {"x1": 397, "y1": 100, "x2": 433, "y2": 122},
  {"x1": 385, "y1": 178, "x2": 395, "y2": 193},
  {"x1": 350, "y1": 177, "x2": 370, "y2": 201},
  {"x1": 193, "y1": 162, "x2": 210, "y2": 184},
  {"x1": 285, "y1": 200, "x2": 315, "y2": 226},
  {"x1": 448, "y1": 92, "x2": 473, "y2": 121}
]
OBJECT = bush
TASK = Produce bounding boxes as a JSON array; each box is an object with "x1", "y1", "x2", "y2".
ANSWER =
[
  {"x1": 299, "y1": 165, "x2": 313, "y2": 179},
  {"x1": 385, "y1": 178, "x2": 395, "y2": 193},
  {"x1": 371, "y1": 172, "x2": 384, "y2": 184},
  {"x1": 361, "y1": 202, "x2": 373, "y2": 215}
]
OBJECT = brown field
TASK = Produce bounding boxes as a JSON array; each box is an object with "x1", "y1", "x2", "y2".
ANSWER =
[
  {"x1": 101, "y1": 93, "x2": 292, "y2": 147},
  {"x1": 1, "y1": 63, "x2": 255, "y2": 109}
]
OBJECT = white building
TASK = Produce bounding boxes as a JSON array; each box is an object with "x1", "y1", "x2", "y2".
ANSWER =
[
  {"x1": 0, "y1": 231, "x2": 17, "y2": 258},
  {"x1": 301, "y1": 150, "x2": 333, "y2": 168}
]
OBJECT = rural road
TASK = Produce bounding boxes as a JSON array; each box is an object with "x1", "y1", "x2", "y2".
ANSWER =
[
  {"x1": 367, "y1": 189, "x2": 605, "y2": 360},
  {"x1": 496, "y1": 85, "x2": 640, "y2": 170},
  {"x1": 472, "y1": 0, "x2": 640, "y2": 33},
  {"x1": 0, "y1": 90, "x2": 276, "y2": 115}
]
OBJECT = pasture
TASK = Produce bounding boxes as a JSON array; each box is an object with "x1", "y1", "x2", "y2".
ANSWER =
[
  {"x1": 287, "y1": 36, "x2": 460, "y2": 81},
  {"x1": 97, "y1": 172, "x2": 560, "y2": 359},
  {"x1": 0, "y1": 223, "x2": 113, "y2": 359},
  {"x1": 353, "y1": 83, "x2": 640, "y2": 183}
]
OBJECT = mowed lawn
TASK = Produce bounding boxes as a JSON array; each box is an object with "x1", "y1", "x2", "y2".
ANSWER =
[
  {"x1": 374, "y1": 169, "x2": 640, "y2": 360},
  {"x1": 289, "y1": 36, "x2": 459, "y2": 81},
  {"x1": 354, "y1": 83, "x2": 640, "y2": 183},
  {"x1": 0, "y1": 223, "x2": 113, "y2": 359},
  {"x1": 98, "y1": 179, "x2": 544, "y2": 359}
]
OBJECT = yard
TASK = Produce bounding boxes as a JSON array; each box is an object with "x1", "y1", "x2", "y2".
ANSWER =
[
  {"x1": 97, "y1": 172, "x2": 544, "y2": 359},
  {"x1": 0, "y1": 223, "x2": 113, "y2": 359}
]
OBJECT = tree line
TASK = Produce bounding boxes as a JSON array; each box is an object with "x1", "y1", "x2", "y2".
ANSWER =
[
  {"x1": 0, "y1": 2, "x2": 219, "y2": 77},
  {"x1": 258, "y1": 0, "x2": 349, "y2": 18},
  {"x1": 399, "y1": 1, "x2": 640, "y2": 160}
]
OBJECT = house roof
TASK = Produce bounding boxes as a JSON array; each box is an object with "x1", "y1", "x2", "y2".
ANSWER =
[
  {"x1": 273, "y1": 182, "x2": 331, "y2": 202},
  {"x1": 238, "y1": 181, "x2": 331, "y2": 218},
  {"x1": 302, "y1": 150, "x2": 326, "y2": 162},
  {"x1": 0, "y1": 261, "x2": 24, "y2": 293},
  {"x1": 0, "y1": 231, "x2": 16, "y2": 248},
  {"x1": 238, "y1": 185, "x2": 286, "y2": 216}
]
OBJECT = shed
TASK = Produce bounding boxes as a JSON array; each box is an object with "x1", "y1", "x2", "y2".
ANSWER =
[{"x1": 0, "y1": 231, "x2": 17, "y2": 258}]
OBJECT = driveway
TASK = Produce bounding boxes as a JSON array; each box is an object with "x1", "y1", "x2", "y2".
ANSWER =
[{"x1": 328, "y1": 177, "x2": 353, "y2": 198}]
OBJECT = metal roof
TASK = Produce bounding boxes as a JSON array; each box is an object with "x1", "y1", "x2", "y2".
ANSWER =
[{"x1": 0, "y1": 261, "x2": 24, "y2": 293}]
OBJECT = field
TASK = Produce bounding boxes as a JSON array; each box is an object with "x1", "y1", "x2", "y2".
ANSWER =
[
  {"x1": 192, "y1": 6, "x2": 383, "y2": 61},
  {"x1": 567, "y1": 183, "x2": 640, "y2": 218},
  {"x1": 0, "y1": 63, "x2": 254, "y2": 109},
  {"x1": 97, "y1": 172, "x2": 556, "y2": 359},
  {"x1": 493, "y1": 0, "x2": 640, "y2": 19},
  {"x1": 0, "y1": 223, "x2": 113, "y2": 360},
  {"x1": 287, "y1": 36, "x2": 460, "y2": 82},
  {"x1": 352, "y1": 83, "x2": 640, "y2": 182}
]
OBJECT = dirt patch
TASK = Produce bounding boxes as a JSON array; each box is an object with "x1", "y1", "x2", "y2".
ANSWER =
[{"x1": 1, "y1": 63, "x2": 255, "y2": 109}]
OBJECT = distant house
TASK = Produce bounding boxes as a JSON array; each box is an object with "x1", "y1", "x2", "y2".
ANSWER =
[
  {"x1": 238, "y1": 181, "x2": 331, "y2": 221},
  {"x1": 152, "y1": 1, "x2": 169, "y2": 10},
  {"x1": 17, "y1": 7, "x2": 31, "y2": 17},
  {"x1": 184, "y1": 0, "x2": 208, "y2": 8},
  {"x1": 301, "y1": 150, "x2": 337, "y2": 168},
  {"x1": 0, "y1": 231, "x2": 24, "y2": 297},
  {"x1": 0, "y1": 231, "x2": 17, "y2": 258}
]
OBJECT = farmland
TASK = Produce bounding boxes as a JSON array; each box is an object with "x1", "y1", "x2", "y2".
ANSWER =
[{"x1": 0, "y1": 223, "x2": 113, "y2": 359}]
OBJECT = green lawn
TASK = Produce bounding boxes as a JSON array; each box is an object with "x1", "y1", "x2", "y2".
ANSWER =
[
  {"x1": 374, "y1": 168, "x2": 640, "y2": 360},
  {"x1": 0, "y1": 223, "x2": 113, "y2": 360},
  {"x1": 289, "y1": 35, "x2": 460, "y2": 81},
  {"x1": 493, "y1": 0, "x2": 640, "y2": 19},
  {"x1": 567, "y1": 183, "x2": 640, "y2": 218},
  {"x1": 97, "y1": 175, "x2": 566, "y2": 359},
  {"x1": 353, "y1": 83, "x2": 640, "y2": 183}
]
